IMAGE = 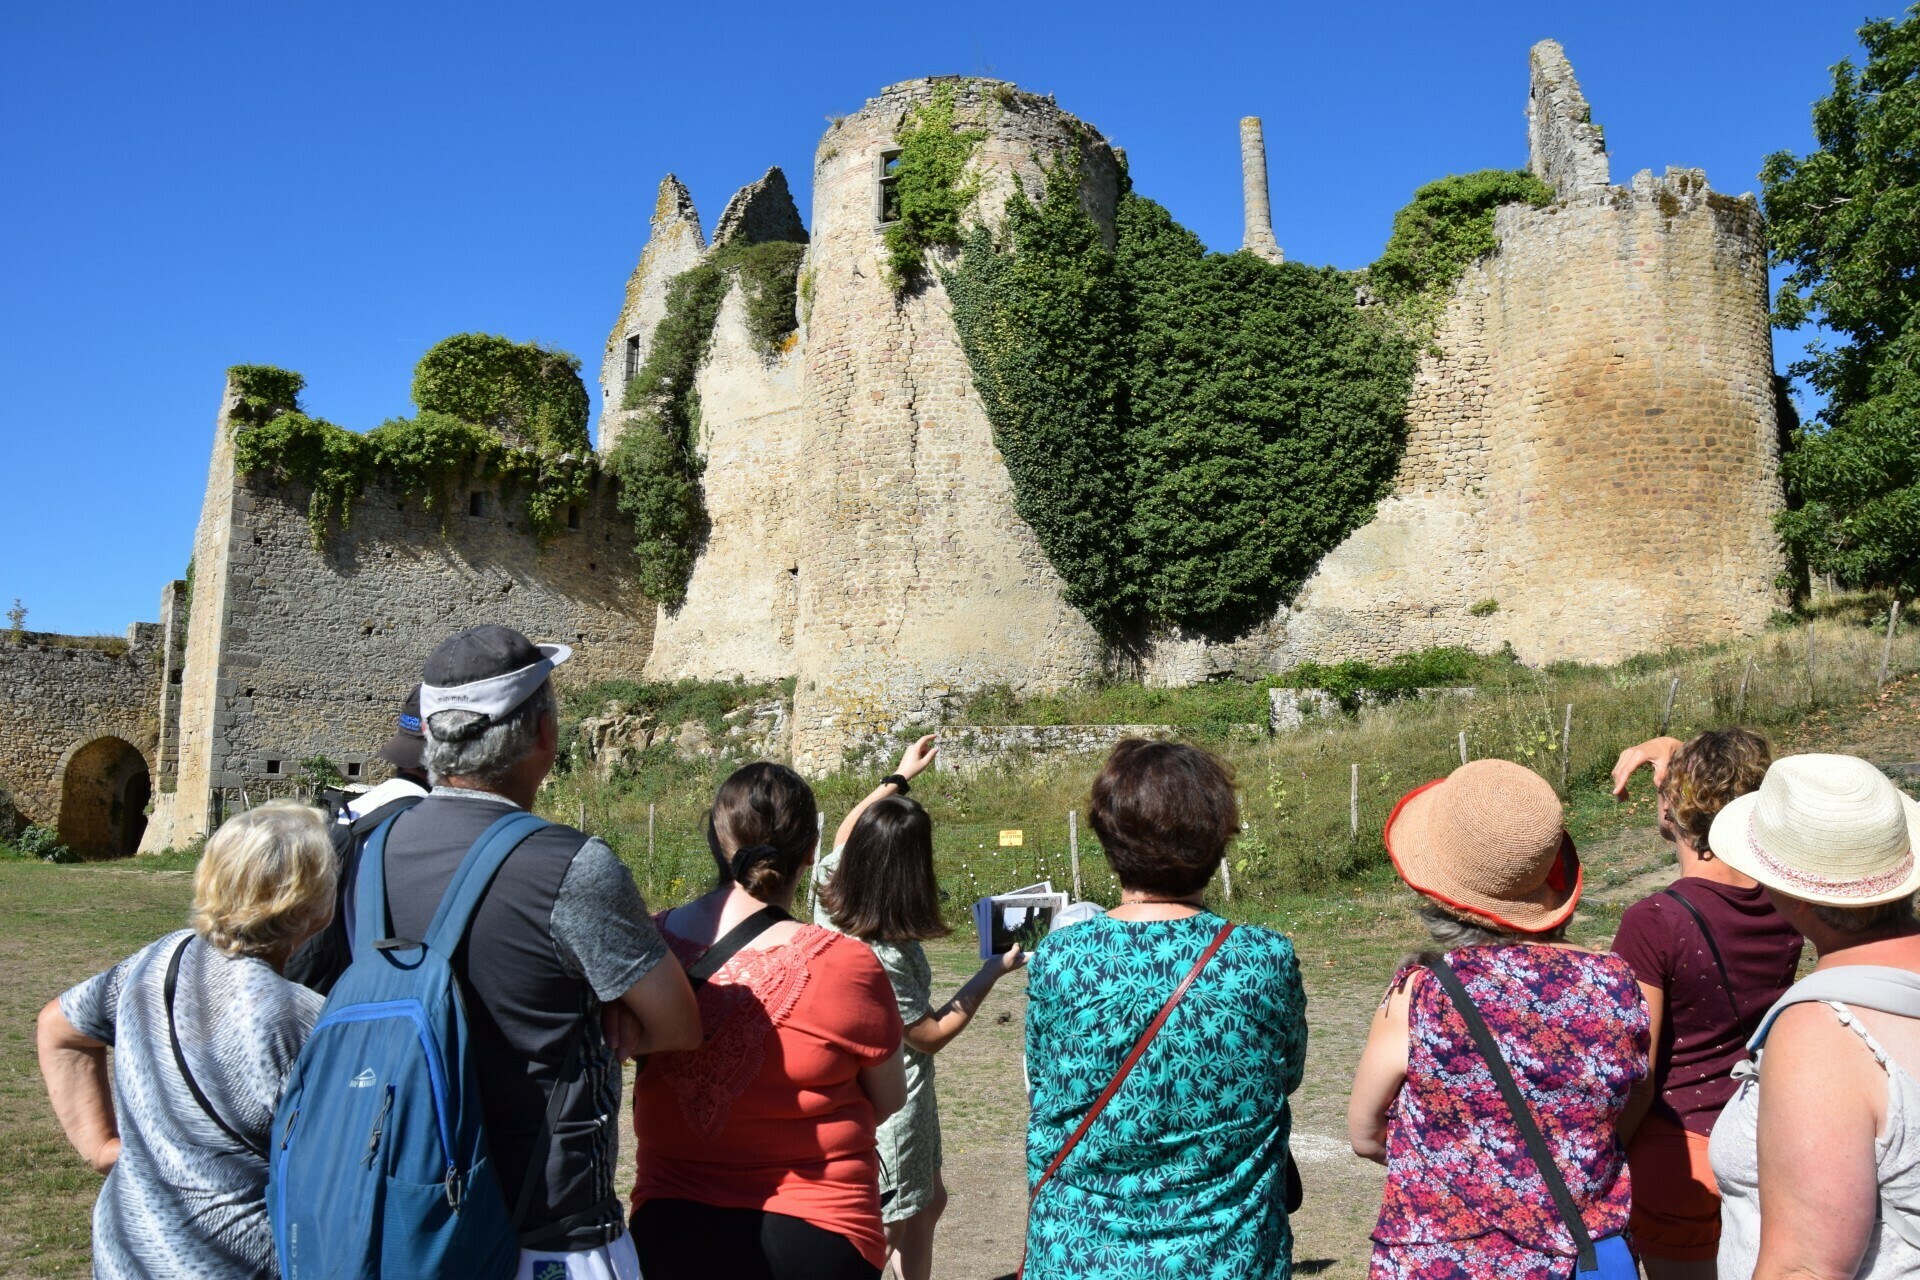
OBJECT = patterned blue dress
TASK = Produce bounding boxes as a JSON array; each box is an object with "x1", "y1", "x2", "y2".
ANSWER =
[{"x1": 1024, "y1": 912, "x2": 1308, "y2": 1280}]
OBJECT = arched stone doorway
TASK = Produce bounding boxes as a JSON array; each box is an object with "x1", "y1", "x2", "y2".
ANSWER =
[{"x1": 58, "y1": 737, "x2": 151, "y2": 858}]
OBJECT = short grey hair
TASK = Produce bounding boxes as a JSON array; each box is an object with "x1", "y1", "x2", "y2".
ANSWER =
[
  {"x1": 424, "y1": 680, "x2": 557, "y2": 788},
  {"x1": 1811, "y1": 893, "x2": 1916, "y2": 936},
  {"x1": 1415, "y1": 898, "x2": 1568, "y2": 949}
]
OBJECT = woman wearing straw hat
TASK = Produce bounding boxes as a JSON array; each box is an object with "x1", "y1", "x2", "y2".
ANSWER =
[
  {"x1": 1704, "y1": 753, "x2": 1920, "y2": 1279},
  {"x1": 1349, "y1": 759, "x2": 1650, "y2": 1280}
]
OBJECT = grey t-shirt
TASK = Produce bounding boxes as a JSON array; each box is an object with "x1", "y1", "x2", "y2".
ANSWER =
[{"x1": 59, "y1": 930, "x2": 323, "y2": 1280}]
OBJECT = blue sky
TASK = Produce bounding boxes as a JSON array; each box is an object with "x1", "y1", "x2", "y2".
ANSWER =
[{"x1": 0, "y1": 0, "x2": 1878, "y2": 633}]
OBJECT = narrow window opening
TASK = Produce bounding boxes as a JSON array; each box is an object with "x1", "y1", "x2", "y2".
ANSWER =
[
  {"x1": 169, "y1": 668, "x2": 183, "y2": 684},
  {"x1": 265, "y1": 759, "x2": 282, "y2": 775},
  {"x1": 876, "y1": 150, "x2": 903, "y2": 225},
  {"x1": 567, "y1": 505, "x2": 581, "y2": 530},
  {"x1": 346, "y1": 761, "x2": 363, "y2": 779},
  {"x1": 624, "y1": 335, "x2": 641, "y2": 384},
  {"x1": 468, "y1": 491, "x2": 484, "y2": 517}
]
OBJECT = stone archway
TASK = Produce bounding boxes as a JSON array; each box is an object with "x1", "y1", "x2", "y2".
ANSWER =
[{"x1": 58, "y1": 737, "x2": 151, "y2": 858}]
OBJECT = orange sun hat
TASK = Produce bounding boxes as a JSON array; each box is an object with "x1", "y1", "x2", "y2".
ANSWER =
[{"x1": 1383, "y1": 758, "x2": 1582, "y2": 933}]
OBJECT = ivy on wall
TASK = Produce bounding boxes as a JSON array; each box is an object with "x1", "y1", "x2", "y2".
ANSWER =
[
  {"x1": 230, "y1": 341, "x2": 595, "y2": 548},
  {"x1": 606, "y1": 239, "x2": 806, "y2": 606},
  {"x1": 411, "y1": 334, "x2": 592, "y2": 454},
  {"x1": 945, "y1": 162, "x2": 1417, "y2": 638},
  {"x1": 1366, "y1": 169, "x2": 1554, "y2": 322},
  {"x1": 884, "y1": 85, "x2": 985, "y2": 289}
]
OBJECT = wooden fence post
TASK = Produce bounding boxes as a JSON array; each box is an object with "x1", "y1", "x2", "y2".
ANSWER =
[
  {"x1": 1736, "y1": 656, "x2": 1756, "y2": 721},
  {"x1": 1069, "y1": 809, "x2": 1083, "y2": 901},
  {"x1": 1881, "y1": 601, "x2": 1904, "y2": 693},
  {"x1": 1560, "y1": 703, "x2": 1573, "y2": 791},
  {"x1": 1458, "y1": 730, "x2": 1469, "y2": 768},
  {"x1": 647, "y1": 803, "x2": 655, "y2": 887},
  {"x1": 1807, "y1": 623, "x2": 1818, "y2": 704},
  {"x1": 1350, "y1": 764, "x2": 1360, "y2": 839},
  {"x1": 1219, "y1": 850, "x2": 1234, "y2": 902},
  {"x1": 1660, "y1": 677, "x2": 1681, "y2": 736}
]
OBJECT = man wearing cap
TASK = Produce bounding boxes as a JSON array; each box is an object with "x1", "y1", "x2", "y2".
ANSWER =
[
  {"x1": 371, "y1": 625, "x2": 700, "y2": 1279},
  {"x1": 285, "y1": 685, "x2": 434, "y2": 995}
]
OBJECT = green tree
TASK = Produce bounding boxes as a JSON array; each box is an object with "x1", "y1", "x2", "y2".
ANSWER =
[{"x1": 1765, "y1": 7, "x2": 1920, "y2": 593}]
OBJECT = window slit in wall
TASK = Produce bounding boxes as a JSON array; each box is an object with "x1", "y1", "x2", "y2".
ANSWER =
[
  {"x1": 468, "y1": 492, "x2": 484, "y2": 517},
  {"x1": 876, "y1": 149, "x2": 903, "y2": 225}
]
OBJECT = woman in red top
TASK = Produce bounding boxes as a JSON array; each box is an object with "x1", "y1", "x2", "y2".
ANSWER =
[{"x1": 631, "y1": 762, "x2": 907, "y2": 1280}]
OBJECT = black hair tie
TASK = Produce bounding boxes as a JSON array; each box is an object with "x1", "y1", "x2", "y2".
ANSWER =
[{"x1": 729, "y1": 843, "x2": 782, "y2": 884}]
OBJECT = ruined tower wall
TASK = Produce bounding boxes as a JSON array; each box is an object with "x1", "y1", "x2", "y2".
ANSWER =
[
  {"x1": 790, "y1": 79, "x2": 1122, "y2": 771},
  {"x1": 643, "y1": 280, "x2": 805, "y2": 681},
  {"x1": 1473, "y1": 175, "x2": 1782, "y2": 663},
  {"x1": 0, "y1": 630, "x2": 161, "y2": 837},
  {"x1": 164, "y1": 390, "x2": 656, "y2": 840},
  {"x1": 599, "y1": 177, "x2": 707, "y2": 454}
]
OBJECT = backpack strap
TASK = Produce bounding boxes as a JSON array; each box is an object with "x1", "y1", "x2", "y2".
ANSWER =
[
  {"x1": 1749, "y1": 966, "x2": 1920, "y2": 1051},
  {"x1": 1660, "y1": 886, "x2": 1742, "y2": 1021},
  {"x1": 1424, "y1": 958, "x2": 1600, "y2": 1272},
  {"x1": 423, "y1": 811, "x2": 554, "y2": 953},
  {"x1": 164, "y1": 935, "x2": 268, "y2": 1159}
]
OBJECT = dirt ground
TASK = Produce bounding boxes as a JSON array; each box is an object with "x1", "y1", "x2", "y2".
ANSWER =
[{"x1": 10, "y1": 677, "x2": 1920, "y2": 1276}]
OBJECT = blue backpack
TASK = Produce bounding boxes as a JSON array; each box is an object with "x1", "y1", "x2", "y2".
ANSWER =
[{"x1": 268, "y1": 810, "x2": 557, "y2": 1280}]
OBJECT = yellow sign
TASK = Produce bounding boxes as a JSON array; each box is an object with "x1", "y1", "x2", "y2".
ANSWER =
[{"x1": 998, "y1": 829, "x2": 1025, "y2": 847}]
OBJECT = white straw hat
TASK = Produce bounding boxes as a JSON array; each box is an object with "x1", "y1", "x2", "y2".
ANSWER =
[{"x1": 1709, "y1": 753, "x2": 1920, "y2": 907}]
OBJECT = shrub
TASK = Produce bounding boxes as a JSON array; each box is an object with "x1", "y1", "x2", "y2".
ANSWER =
[
  {"x1": 18, "y1": 824, "x2": 77, "y2": 863},
  {"x1": 227, "y1": 364, "x2": 306, "y2": 424},
  {"x1": 1367, "y1": 170, "x2": 1555, "y2": 319}
]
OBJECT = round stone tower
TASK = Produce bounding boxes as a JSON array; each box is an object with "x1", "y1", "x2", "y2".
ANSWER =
[{"x1": 791, "y1": 78, "x2": 1122, "y2": 771}]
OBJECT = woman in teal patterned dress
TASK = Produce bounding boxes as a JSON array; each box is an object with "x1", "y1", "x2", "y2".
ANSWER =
[{"x1": 1024, "y1": 739, "x2": 1308, "y2": 1280}]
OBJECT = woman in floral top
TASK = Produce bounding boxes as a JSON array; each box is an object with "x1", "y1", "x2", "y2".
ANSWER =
[{"x1": 1349, "y1": 760, "x2": 1649, "y2": 1279}]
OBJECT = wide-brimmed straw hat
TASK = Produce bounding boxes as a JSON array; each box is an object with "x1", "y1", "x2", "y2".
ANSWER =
[
  {"x1": 1384, "y1": 758, "x2": 1581, "y2": 934},
  {"x1": 1708, "y1": 753, "x2": 1920, "y2": 908}
]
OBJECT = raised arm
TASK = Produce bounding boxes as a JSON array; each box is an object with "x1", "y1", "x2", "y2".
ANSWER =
[
  {"x1": 1348, "y1": 976, "x2": 1415, "y2": 1164},
  {"x1": 37, "y1": 999, "x2": 120, "y2": 1174},
  {"x1": 1611, "y1": 736, "x2": 1684, "y2": 800},
  {"x1": 905, "y1": 946, "x2": 1026, "y2": 1055},
  {"x1": 833, "y1": 734, "x2": 939, "y2": 850}
]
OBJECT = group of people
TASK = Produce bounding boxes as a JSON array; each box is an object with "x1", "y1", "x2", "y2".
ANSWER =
[{"x1": 30, "y1": 623, "x2": 1920, "y2": 1280}]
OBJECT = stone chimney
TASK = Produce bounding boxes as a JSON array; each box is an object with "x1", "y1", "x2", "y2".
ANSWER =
[{"x1": 1239, "y1": 117, "x2": 1283, "y2": 263}]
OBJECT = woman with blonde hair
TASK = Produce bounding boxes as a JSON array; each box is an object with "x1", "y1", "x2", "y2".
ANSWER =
[{"x1": 37, "y1": 801, "x2": 337, "y2": 1280}]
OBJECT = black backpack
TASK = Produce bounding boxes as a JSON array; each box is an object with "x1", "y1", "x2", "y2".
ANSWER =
[{"x1": 283, "y1": 793, "x2": 424, "y2": 995}]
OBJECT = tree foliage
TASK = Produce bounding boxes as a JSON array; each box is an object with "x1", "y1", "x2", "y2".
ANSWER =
[
  {"x1": 945, "y1": 162, "x2": 1416, "y2": 638},
  {"x1": 1366, "y1": 170, "x2": 1554, "y2": 318},
  {"x1": 227, "y1": 364, "x2": 306, "y2": 425},
  {"x1": 1765, "y1": 7, "x2": 1920, "y2": 595},
  {"x1": 410, "y1": 333, "x2": 591, "y2": 455}
]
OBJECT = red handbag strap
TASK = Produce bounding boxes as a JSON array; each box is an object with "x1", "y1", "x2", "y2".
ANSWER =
[{"x1": 1028, "y1": 920, "x2": 1236, "y2": 1209}]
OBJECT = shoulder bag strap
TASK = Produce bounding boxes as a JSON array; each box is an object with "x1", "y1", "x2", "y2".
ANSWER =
[
  {"x1": 1660, "y1": 886, "x2": 1741, "y2": 1020},
  {"x1": 164, "y1": 935, "x2": 268, "y2": 1159},
  {"x1": 1029, "y1": 921, "x2": 1235, "y2": 1208},
  {"x1": 1423, "y1": 958, "x2": 1598, "y2": 1272},
  {"x1": 686, "y1": 906, "x2": 792, "y2": 987}
]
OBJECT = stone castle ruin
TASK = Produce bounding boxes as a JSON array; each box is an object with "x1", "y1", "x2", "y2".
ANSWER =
[{"x1": 0, "y1": 40, "x2": 1784, "y2": 851}]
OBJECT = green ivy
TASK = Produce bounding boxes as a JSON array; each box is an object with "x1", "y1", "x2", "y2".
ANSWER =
[
  {"x1": 1367, "y1": 170, "x2": 1555, "y2": 320},
  {"x1": 944, "y1": 161, "x2": 1416, "y2": 637},
  {"x1": 1279, "y1": 646, "x2": 1490, "y2": 712},
  {"x1": 227, "y1": 364, "x2": 305, "y2": 424},
  {"x1": 411, "y1": 334, "x2": 591, "y2": 454},
  {"x1": 884, "y1": 85, "x2": 985, "y2": 289},
  {"x1": 608, "y1": 239, "x2": 805, "y2": 605},
  {"x1": 234, "y1": 338, "x2": 597, "y2": 548}
]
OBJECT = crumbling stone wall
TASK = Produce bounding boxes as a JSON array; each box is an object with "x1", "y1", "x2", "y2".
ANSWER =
[
  {"x1": 0, "y1": 625, "x2": 162, "y2": 855},
  {"x1": 789, "y1": 78, "x2": 1122, "y2": 771},
  {"x1": 160, "y1": 377, "x2": 657, "y2": 843},
  {"x1": 599, "y1": 176, "x2": 707, "y2": 453},
  {"x1": 1528, "y1": 39, "x2": 1611, "y2": 198},
  {"x1": 1275, "y1": 44, "x2": 1781, "y2": 667}
]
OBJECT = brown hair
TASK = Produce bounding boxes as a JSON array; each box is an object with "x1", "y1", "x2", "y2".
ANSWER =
[
  {"x1": 708, "y1": 762, "x2": 819, "y2": 899},
  {"x1": 1088, "y1": 739, "x2": 1239, "y2": 898},
  {"x1": 820, "y1": 796, "x2": 950, "y2": 943},
  {"x1": 1662, "y1": 728, "x2": 1773, "y2": 854},
  {"x1": 1812, "y1": 894, "x2": 1917, "y2": 936}
]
